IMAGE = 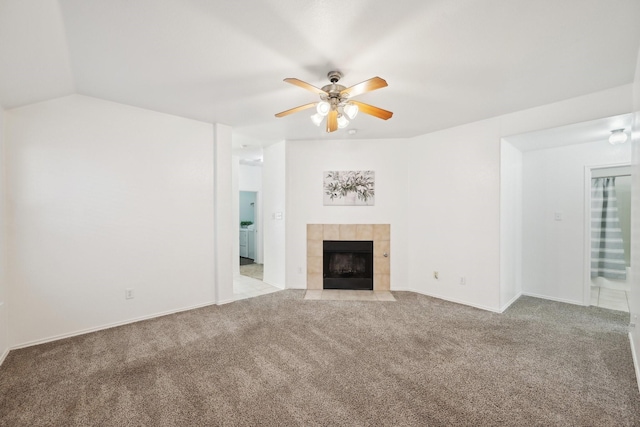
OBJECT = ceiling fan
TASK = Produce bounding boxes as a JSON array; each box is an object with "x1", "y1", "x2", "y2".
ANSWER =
[{"x1": 275, "y1": 71, "x2": 393, "y2": 133}]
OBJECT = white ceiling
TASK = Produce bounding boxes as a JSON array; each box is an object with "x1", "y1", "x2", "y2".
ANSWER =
[
  {"x1": 505, "y1": 113, "x2": 634, "y2": 152},
  {"x1": 1, "y1": 0, "x2": 640, "y2": 146}
]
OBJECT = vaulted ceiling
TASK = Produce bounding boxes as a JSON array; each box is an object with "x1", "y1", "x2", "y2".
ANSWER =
[{"x1": 1, "y1": 0, "x2": 640, "y2": 144}]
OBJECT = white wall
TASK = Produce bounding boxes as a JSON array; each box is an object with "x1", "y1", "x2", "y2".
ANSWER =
[
  {"x1": 500, "y1": 140, "x2": 522, "y2": 310},
  {"x1": 239, "y1": 191, "x2": 256, "y2": 223},
  {"x1": 407, "y1": 85, "x2": 633, "y2": 312},
  {"x1": 6, "y1": 95, "x2": 217, "y2": 347},
  {"x1": 239, "y1": 164, "x2": 262, "y2": 191},
  {"x1": 407, "y1": 120, "x2": 502, "y2": 311},
  {"x1": 521, "y1": 140, "x2": 631, "y2": 305},
  {"x1": 286, "y1": 138, "x2": 409, "y2": 290},
  {"x1": 630, "y1": 44, "x2": 640, "y2": 392},
  {"x1": 263, "y1": 141, "x2": 286, "y2": 288},
  {"x1": 213, "y1": 124, "x2": 234, "y2": 304},
  {"x1": 0, "y1": 107, "x2": 8, "y2": 362}
]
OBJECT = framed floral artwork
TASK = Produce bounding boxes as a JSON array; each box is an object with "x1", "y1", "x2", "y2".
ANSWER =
[{"x1": 323, "y1": 171, "x2": 375, "y2": 206}]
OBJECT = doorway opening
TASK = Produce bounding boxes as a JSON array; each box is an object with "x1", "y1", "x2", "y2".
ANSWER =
[
  {"x1": 585, "y1": 164, "x2": 631, "y2": 311},
  {"x1": 239, "y1": 190, "x2": 262, "y2": 280}
]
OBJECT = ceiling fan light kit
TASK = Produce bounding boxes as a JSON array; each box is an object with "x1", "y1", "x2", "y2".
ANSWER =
[
  {"x1": 337, "y1": 114, "x2": 349, "y2": 129},
  {"x1": 310, "y1": 113, "x2": 324, "y2": 126},
  {"x1": 275, "y1": 71, "x2": 393, "y2": 133},
  {"x1": 343, "y1": 103, "x2": 359, "y2": 120},
  {"x1": 316, "y1": 101, "x2": 331, "y2": 116}
]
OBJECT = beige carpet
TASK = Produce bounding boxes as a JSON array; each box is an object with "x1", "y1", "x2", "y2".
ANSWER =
[
  {"x1": 239, "y1": 263, "x2": 263, "y2": 280},
  {"x1": 1, "y1": 291, "x2": 638, "y2": 426}
]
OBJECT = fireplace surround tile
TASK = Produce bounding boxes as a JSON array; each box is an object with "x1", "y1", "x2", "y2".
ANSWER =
[
  {"x1": 307, "y1": 224, "x2": 323, "y2": 241},
  {"x1": 339, "y1": 224, "x2": 357, "y2": 240},
  {"x1": 374, "y1": 274, "x2": 390, "y2": 290},
  {"x1": 307, "y1": 239, "x2": 323, "y2": 257},
  {"x1": 356, "y1": 224, "x2": 374, "y2": 240},
  {"x1": 307, "y1": 273, "x2": 323, "y2": 289},
  {"x1": 374, "y1": 240, "x2": 390, "y2": 258},
  {"x1": 373, "y1": 224, "x2": 390, "y2": 241},
  {"x1": 308, "y1": 256, "x2": 323, "y2": 274},
  {"x1": 323, "y1": 224, "x2": 340, "y2": 240},
  {"x1": 374, "y1": 257, "x2": 390, "y2": 275}
]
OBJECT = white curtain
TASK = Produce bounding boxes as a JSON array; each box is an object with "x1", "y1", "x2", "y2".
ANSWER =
[{"x1": 591, "y1": 177, "x2": 627, "y2": 280}]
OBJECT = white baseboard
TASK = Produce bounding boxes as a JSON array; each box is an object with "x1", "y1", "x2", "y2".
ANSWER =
[
  {"x1": 216, "y1": 298, "x2": 235, "y2": 305},
  {"x1": 630, "y1": 332, "x2": 640, "y2": 394},
  {"x1": 521, "y1": 292, "x2": 585, "y2": 307},
  {"x1": 12, "y1": 299, "x2": 217, "y2": 350},
  {"x1": 500, "y1": 292, "x2": 522, "y2": 313},
  {"x1": 263, "y1": 280, "x2": 285, "y2": 290},
  {"x1": 0, "y1": 347, "x2": 9, "y2": 367},
  {"x1": 405, "y1": 288, "x2": 502, "y2": 313}
]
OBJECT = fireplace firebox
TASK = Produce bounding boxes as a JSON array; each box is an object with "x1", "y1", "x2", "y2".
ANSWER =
[{"x1": 323, "y1": 240, "x2": 373, "y2": 290}]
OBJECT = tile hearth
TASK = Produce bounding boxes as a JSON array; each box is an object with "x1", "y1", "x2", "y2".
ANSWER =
[
  {"x1": 306, "y1": 224, "x2": 390, "y2": 291},
  {"x1": 304, "y1": 290, "x2": 396, "y2": 301}
]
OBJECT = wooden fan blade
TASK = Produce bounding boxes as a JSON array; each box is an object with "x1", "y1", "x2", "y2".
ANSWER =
[
  {"x1": 340, "y1": 77, "x2": 388, "y2": 98},
  {"x1": 275, "y1": 103, "x2": 316, "y2": 118},
  {"x1": 326, "y1": 110, "x2": 338, "y2": 132},
  {"x1": 283, "y1": 78, "x2": 326, "y2": 95},
  {"x1": 350, "y1": 101, "x2": 393, "y2": 120}
]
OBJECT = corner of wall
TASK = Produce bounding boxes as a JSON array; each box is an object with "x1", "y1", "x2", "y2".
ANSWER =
[
  {"x1": 214, "y1": 124, "x2": 235, "y2": 304},
  {"x1": 499, "y1": 139, "x2": 523, "y2": 310},
  {"x1": 0, "y1": 106, "x2": 8, "y2": 362},
  {"x1": 629, "y1": 43, "x2": 640, "y2": 393},
  {"x1": 0, "y1": 303, "x2": 7, "y2": 367},
  {"x1": 499, "y1": 292, "x2": 522, "y2": 313}
]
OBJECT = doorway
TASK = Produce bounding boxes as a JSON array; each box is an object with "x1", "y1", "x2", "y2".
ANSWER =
[
  {"x1": 239, "y1": 190, "x2": 262, "y2": 280},
  {"x1": 585, "y1": 164, "x2": 631, "y2": 311},
  {"x1": 232, "y1": 141, "x2": 286, "y2": 300}
]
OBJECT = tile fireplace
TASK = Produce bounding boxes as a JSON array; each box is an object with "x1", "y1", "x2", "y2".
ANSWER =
[{"x1": 306, "y1": 224, "x2": 390, "y2": 291}]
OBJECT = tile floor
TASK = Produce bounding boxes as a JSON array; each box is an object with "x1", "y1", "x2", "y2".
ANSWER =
[
  {"x1": 239, "y1": 262, "x2": 263, "y2": 281},
  {"x1": 304, "y1": 289, "x2": 396, "y2": 302},
  {"x1": 233, "y1": 274, "x2": 281, "y2": 301},
  {"x1": 590, "y1": 286, "x2": 630, "y2": 312}
]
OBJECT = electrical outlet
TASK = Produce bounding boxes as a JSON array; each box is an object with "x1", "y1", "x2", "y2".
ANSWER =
[
  {"x1": 125, "y1": 288, "x2": 134, "y2": 300},
  {"x1": 433, "y1": 271, "x2": 439, "y2": 280},
  {"x1": 459, "y1": 276, "x2": 466, "y2": 286}
]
